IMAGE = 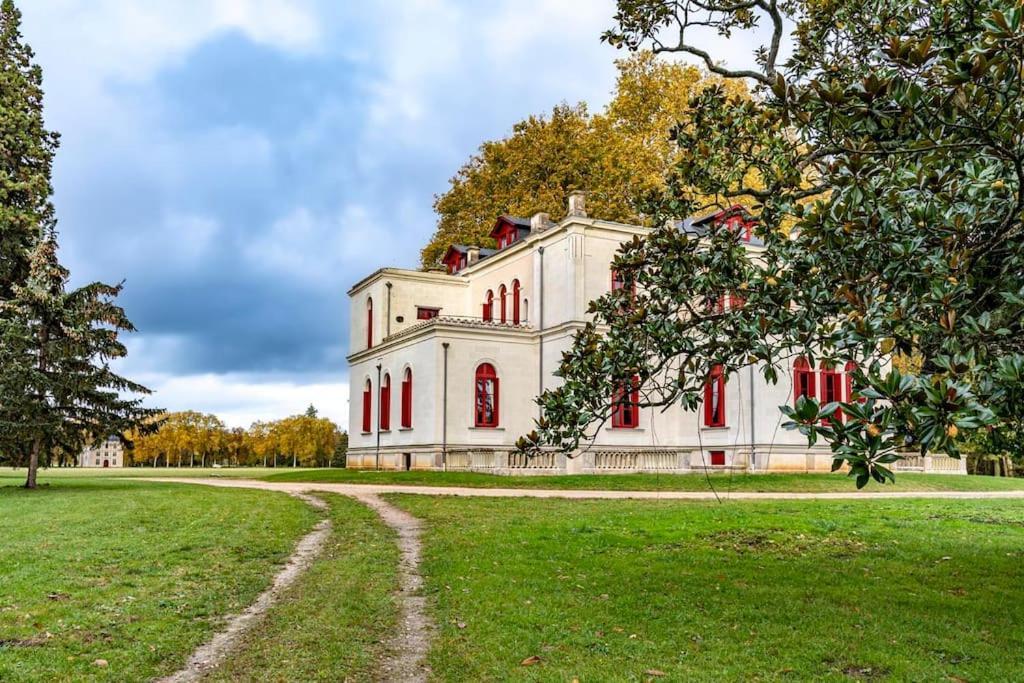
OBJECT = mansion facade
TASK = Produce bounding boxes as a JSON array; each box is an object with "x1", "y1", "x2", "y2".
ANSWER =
[{"x1": 346, "y1": 193, "x2": 964, "y2": 475}]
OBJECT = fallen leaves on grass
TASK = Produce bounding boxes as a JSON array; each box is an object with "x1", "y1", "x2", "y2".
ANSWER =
[{"x1": 521, "y1": 655, "x2": 543, "y2": 666}]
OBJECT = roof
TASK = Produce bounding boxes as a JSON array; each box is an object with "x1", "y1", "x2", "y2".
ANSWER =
[
  {"x1": 677, "y1": 205, "x2": 763, "y2": 247},
  {"x1": 489, "y1": 215, "x2": 532, "y2": 239}
]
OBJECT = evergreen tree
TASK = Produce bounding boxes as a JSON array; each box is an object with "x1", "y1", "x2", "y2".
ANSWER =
[
  {"x1": 0, "y1": 1, "x2": 155, "y2": 488},
  {"x1": 0, "y1": 237, "x2": 155, "y2": 487},
  {"x1": 0, "y1": 0, "x2": 58, "y2": 298}
]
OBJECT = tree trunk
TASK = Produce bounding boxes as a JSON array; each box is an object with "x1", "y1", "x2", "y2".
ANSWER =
[
  {"x1": 263, "y1": 454, "x2": 267, "y2": 468},
  {"x1": 25, "y1": 437, "x2": 41, "y2": 489},
  {"x1": 292, "y1": 453, "x2": 297, "y2": 467},
  {"x1": 202, "y1": 453, "x2": 206, "y2": 468}
]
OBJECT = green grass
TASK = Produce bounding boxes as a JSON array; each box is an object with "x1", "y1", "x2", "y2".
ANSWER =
[
  {"x1": 261, "y1": 467, "x2": 1024, "y2": 492},
  {"x1": 0, "y1": 476, "x2": 318, "y2": 682},
  {"x1": 9, "y1": 465, "x2": 1024, "y2": 492},
  {"x1": 207, "y1": 493, "x2": 400, "y2": 682},
  {"x1": 393, "y1": 494, "x2": 1024, "y2": 681}
]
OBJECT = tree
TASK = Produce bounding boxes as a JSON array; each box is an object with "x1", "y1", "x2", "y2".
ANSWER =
[
  {"x1": 0, "y1": 0, "x2": 58, "y2": 299},
  {"x1": 421, "y1": 52, "x2": 748, "y2": 268},
  {"x1": 525, "y1": 0, "x2": 1024, "y2": 486},
  {"x1": 0, "y1": 238, "x2": 154, "y2": 487}
]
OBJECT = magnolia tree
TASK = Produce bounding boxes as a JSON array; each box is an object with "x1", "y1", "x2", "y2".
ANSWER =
[{"x1": 522, "y1": 0, "x2": 1024, "y2": 486}]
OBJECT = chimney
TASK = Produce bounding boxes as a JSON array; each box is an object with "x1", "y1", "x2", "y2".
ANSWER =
[
  {"x1": 466, "y1": 246, "x2": 480, "y2": 265},
  {"x1": 567, "y1": 191, "x2": 587, "y2": 218},
  {"x1": 530, "y1": 212, "x2": 552, "y2": 233}
]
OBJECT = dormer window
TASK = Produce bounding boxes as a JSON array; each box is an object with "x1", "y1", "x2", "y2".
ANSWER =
[{"x1": 490, "y1": 216, "x2": 529, "y2": 250}]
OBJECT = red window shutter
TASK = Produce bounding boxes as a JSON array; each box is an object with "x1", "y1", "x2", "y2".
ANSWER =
[
  {"x1": 499, "y1": 285, "x2": 507, "y2": 323},
  {"x1": 710, "y1": 450, "x2": 726, "y2": 466},
  {"x1": 379, "y1": 375, "x2": 391, "y2": 430},
  {"x1": 794, "y1": 357, "x2": 815, "y2": 404},
  {"x1": 704, "y1": 365, "x2": 725, "y2": 427},
  {"x1": 401, "y1": 370, "x2": 412, "y2": 428},
  {"x1": 366, "y1": 298, "x2": 373, "y2": 349},
  {"x1": 512, "y1": 280, "x2": 521, "y2": 324},
  {"x1": 362, "y1": 382, "x2": 372, "y2": 433}
]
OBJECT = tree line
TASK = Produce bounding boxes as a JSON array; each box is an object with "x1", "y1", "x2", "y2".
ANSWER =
[{"x1": 126, "y1": 406, "x2": 347, "y2": 468}]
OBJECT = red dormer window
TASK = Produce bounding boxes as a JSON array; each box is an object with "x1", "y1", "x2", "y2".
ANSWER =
[
  {"x1": 490, "y1": 217, "x2": 522, "y2": 250},
  {"x1": 442, "y1": 247, "x2": 467, "y2": 275}
]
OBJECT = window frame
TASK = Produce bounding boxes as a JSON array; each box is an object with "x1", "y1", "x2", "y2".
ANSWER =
[
  {"x1": 512, "y1": 279, "x2": 521, "y2": 324},
  {"x1": 611, "y1": 375, "x2": 640, "y2": 429},
  {"x1": 474, "y1": 363, "x2": 500, "y2": 428},
  {"x1": 703, "y1": 364, "x2": 726, "y2": 427},
  {"x1": 366, "y1": 297, "x2": 373, "y2": 349},
  {"x1": 483, "y1": 290, "x2": 494, "y2": 322},
  {"x1": 499, "y1": 284, "x2": 507, "y2": 323},
  {"x1": 400, "y1": 368, "x2": 413, "y2": 428},
  {"x1": 379, "y1": 373, "x2": 391, "y2": 431},
  {"x1": 361, "y1": 379, "x2": 372, "y2": 433},
  {"x1": 794, "y1": 356, "x2": 816, "y2": 405}
]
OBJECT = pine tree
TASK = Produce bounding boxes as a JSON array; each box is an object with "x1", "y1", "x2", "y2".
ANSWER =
[
  {"x1": 0, "y1": 236, "x2": 155, "y2": 487},
  {"x1": 0, "y1": 0, "x2": 155, "y2": 487},
  {"x1": 0, "y1": 0, "x2": 59, "y2": 298}
]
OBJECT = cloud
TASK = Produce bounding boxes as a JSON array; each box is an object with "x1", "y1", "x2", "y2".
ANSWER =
[{"x1": 17, "y1": 0, "x2": 784, "y2": 428}]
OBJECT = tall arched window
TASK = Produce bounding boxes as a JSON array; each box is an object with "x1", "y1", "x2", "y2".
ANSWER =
[
  {"x1": 704, "y1": 365, "x2": 726, "y2": 427},
  {"x1": 474, "y1": 363, "x2": 499, "y2": 427},
  {"x1": 366, "y1": 297, "x2": 374, "y2": 349},
  {"x1": 820, "y1": 363, "x2": 841, "y2": 424},
  {"x1": 401, "y1": 368, "x2": 413, "y2": 428},
  {"x1": 512, "y1": 279, "x2": 521, "y2": 324},
  {"x1": 379, "y1": 373, "x2": 391, "y2": 430},
  {"x1": 794, "y1": 357, "x2": 815, "y2": 405},
  {"x1": 499, "y1": 284, "x2": 507, "y2": 323},
  {"x1": 483, "y1": 290, "x2": 494, "y2": 322},
  {"x1": 611, "y1": 375, "x2": 640, "y2": 428},
  {"x1": 844, "y1": 361, "x2": 860, "y2": 402},
  {"x1": 361, "y1": 379, "x2": 372, "y2": 433}
]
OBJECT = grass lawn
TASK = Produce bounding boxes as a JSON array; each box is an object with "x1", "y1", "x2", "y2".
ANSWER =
[
  {"x1": 207, "y1": 493, "x2": 400, "y2": 682},
  {"x1": 261, "y1": 467, "x2": 1024, "y2": 492},
  {"x1": 9, "y1": 465, "x2": 1024, "y2": 492},
  {"x1": 394, "y1": 494, "x2": 1024, "y2": 681},
  {"x1": 0, "y1": 476, "x2": 318, "y2": 682}
]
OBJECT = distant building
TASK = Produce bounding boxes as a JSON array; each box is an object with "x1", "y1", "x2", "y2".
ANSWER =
[
  {"x1": 78, "y1": 436, "x2": 123, "y2": 468},
  {"x1": 346, "y1": 193, "x2": 965, "y2": 475}
]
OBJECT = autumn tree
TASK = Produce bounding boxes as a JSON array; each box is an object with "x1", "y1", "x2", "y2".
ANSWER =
[
  {"x1": 421, "y1": 52, "x2": 747, "y2": 267},
  {"x1": 526, "y1": 0, "x2": 1024, "y2": 486}
]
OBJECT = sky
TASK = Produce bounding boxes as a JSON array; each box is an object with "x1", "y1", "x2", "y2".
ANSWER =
[{"x1": 19, "y1": 0, "x2": 764, "y2": 430}]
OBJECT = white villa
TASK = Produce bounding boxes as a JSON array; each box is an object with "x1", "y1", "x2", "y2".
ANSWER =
[
  {"x1": 346, "y1": 192, "x2": 964, "y2": 475},
  {"x1": 78, "y1": 435, "x2": 124, "y2": 468}
]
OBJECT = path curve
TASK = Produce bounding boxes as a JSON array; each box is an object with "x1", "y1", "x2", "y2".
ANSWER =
[
  {"x1": 146, "y1": 477, "x2": 1024, "y2": 501},
  {"x1": 157, "y1": 492, "x2": 332, "y2": 683}
]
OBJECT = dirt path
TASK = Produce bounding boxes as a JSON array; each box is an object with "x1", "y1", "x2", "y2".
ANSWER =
[
  {"x1": 156, "y1": 492, "x2": 331, "y2": 683},
  {"x1": 146, "y1": 477, "x2": 1024, "y2": 501},
  {"x1": 148, "y1": 477, "x2": 1024, "y2": 683},
  {"x1": 353, "y1": 493, "x2": 433, "y2": 683}
]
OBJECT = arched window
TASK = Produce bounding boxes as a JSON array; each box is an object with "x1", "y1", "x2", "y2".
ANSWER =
[
  {"x1": 483, "y1": 290, "x2": 494, "y2": 322},
  {"x1": 366, "y1": 298, "x2": 373, "y2": 349},
  {"x1": 499, "y1": 284, "x2": 507, "y2": 323},
  {"x1": 379, "y1": 373, "x2": 391, "y2": 430},
  {"x1": 611, "y1": 375, "x2": 640, "y2": 429},
  {"x1": 844, "y1": 361, "x2": 860, "y2": 402},
  {"x1": 820, "y1": 363, "x2": 841, "y2": 424},
  {"x1": 401, "y1": 368, "x2": 413, "y2": 428},
  {"x1": 703, "y1": 365, "x2": 726, "y2": 427},
  {"x1": 794, "y1": 357, "x2": 816, "y2": 405},
  {"x1": 474, "y1": 363, "x2": 499, "y2": 427},
  {"x1": 512, "y1": 280, "x2": 521, "y2": 324},
  {"x1": 361, "y1": 379, "x2": 372, "y2": 433}
]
